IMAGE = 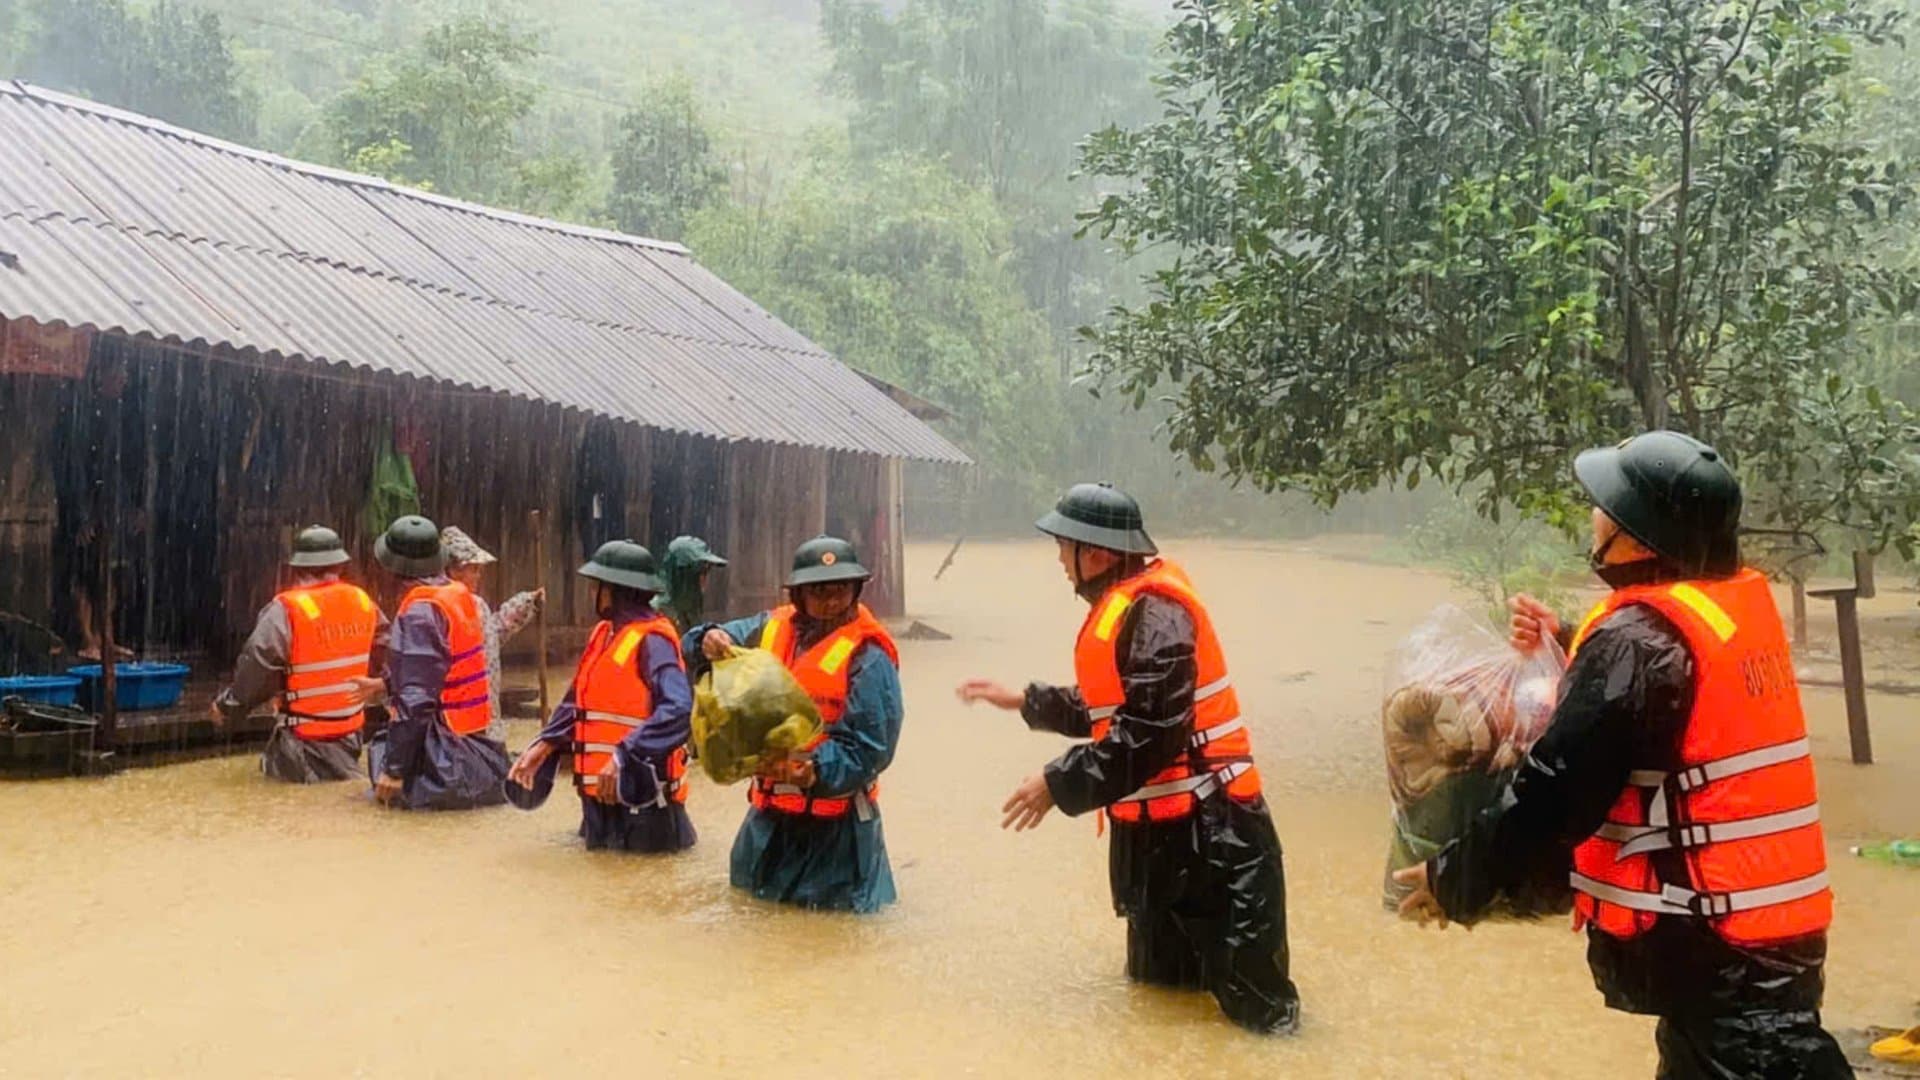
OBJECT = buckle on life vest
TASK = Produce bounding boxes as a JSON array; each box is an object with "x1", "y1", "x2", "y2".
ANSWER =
[
  {"x1": 1570, "y1": 870, "x2": 1831, "y2": 917},
  {"x1": 1189, "y1": 716, "x2": 1245, "y2": 747},
  {"x1": 1116, "y1": 759, "x2": 1253, "y2": 805},
  {"x1": 1597, "y1": 804, "x2": 1823, "y2": 860}
]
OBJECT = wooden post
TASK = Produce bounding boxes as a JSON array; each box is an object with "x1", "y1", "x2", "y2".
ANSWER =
[
  {"x1": 1813, "y1": 553, "x2": 1877, "y2": 765},
  {"x1": 98, "y1": 524, "x2": 119, "y2": 750},
  {"x1": 935, "y1": 536, "x2": 965, "y2": 581},
  {"x1": 141, "y1": 378, "x2": 159, "y2": 653},
  {"x1": 532, "y1": 509, "x2": 550, "y2": 720},
  {"x1": 1833, "y1": 593, "x2": 1871, "y2": 765}
]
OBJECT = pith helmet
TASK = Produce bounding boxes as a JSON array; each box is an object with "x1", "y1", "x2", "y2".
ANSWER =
[
  {"x1": 787, "y1": 536, "x2": 871, "y2": 587},
  {"x1": 1035, "y1": 482, "x2": 1158, "y2": 556},
  {"x1": 374, "y1": 515, "x2": 447, "y2": 578},
  {"x1": 578, "y1": 540, "x2": 666, "y2": 593},
  {"x1": 288, "y1": 524, "x2": 350, "y2": 568},
  {"x1": 1574, "y1": 430, "x2": 1742, "y2": 576}
]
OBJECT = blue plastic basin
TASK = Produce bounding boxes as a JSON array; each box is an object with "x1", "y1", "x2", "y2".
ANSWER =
[
  {"x1": 0, "y1": 675, "x2": 84, "y2": 708},
  {"x1": 69, "y1": 662, "x2": 191, "y2": 712}
]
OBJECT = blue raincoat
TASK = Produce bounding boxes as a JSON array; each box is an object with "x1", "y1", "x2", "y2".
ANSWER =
[
  {"x1": 520, "y1": 596, "x2": 697, "y2": 852},
  {"x1": 369, "y1": 576, "x2": 510, "y2": 811},
  {"x1": 685, "y1": 611, "x2": 903, "y2": 913}
]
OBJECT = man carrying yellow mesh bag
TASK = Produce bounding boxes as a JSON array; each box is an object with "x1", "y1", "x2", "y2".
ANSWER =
[{"x1": 685, "y1": 536, "x2": 904, "y2": 913}]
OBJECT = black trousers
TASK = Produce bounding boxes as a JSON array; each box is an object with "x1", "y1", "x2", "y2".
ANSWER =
[
  {"x1": 1121, "y1": 802, "x2": 1301, "y2": 1035},
  {"x1": 1655, "y1": 1011, "x2": 1853, "y2": 1079}
]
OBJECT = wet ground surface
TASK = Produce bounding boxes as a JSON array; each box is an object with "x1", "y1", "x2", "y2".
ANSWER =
[{"x1": 2, "y1": 539, "x2": 1914, "y2": 1077}]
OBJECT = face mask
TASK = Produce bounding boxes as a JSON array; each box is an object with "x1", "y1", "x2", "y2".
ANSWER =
[
  {"x1": 1590, "y1": 531, "x2": 1665, "y2": 588},
  {"x1": 1587, "y1": 530, "x2": 1620, "y2": 575}
]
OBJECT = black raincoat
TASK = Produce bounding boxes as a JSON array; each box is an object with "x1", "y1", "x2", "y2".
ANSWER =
[
  {"x1": 1023, "y1": 566, "x2": 1300, "y2": 1035},
  {"x1": 1430, "y1": 568, "x2": 1850, "y2": 1079}
]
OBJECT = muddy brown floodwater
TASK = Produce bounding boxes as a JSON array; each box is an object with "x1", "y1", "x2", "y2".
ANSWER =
[{"x1": 2, "y1": 540, "x2": 1915, "y2": 1078}]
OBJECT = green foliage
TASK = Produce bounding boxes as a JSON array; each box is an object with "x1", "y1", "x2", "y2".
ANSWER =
[
  {"x1": 821, "y1": 0, "x2": 1162, "y2": 336},
  {"x1": 607, "y1": 77, "x2": 730, "y2": 243},
  {"x1": 1082, "y1": 0, "x2": 1920, "y2": 556},
  {"x1": 321, "y1": 16, "x2": 539, "y2": 202},
  {"x1": 18, "y1": 0, "x2": 258, "y2": 140},
  {"x1": 687, "y1": 143, "x2": 1066, "y2": 509}
]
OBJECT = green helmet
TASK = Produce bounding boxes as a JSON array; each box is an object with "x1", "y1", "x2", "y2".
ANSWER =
[
  {"x1": 1035, "y1": 482, "x2": 1158, "y2": 556},
  {"x1": 578, "y1": 540, "x2": 666, "y2": 593},
  {"x1": 1575, "y1": 430, "x2": 1742, "y2": 576},
  {"x1": 787, "y1": 536, "x2": 871, "y2": 587},
  {"x1": 289, "y1": 524, "x2": 350, "y2": 569},
  {"x1": 664, "y1": 535, "x2": 728, "y2": 570},
  {"x1": 374, "y1": 515, "x2": 447, "y2": 578}
]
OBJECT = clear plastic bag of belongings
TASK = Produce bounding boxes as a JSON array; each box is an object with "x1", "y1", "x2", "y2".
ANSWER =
[
  {"x1": 691, "y1": 648, "x2": 824, "y2": 785},
  {"x1": 1380, "y1": 604, "x2": 1569, "y2": 914}
]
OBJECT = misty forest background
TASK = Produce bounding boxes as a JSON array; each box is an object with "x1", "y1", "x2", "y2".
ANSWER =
[{"x1": 9, "y1": 0, "x2": 1920, "y2": 611}]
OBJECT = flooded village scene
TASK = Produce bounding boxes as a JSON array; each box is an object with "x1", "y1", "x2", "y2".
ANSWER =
[{"x1": 2, "y1": 1, "x2": 1920, "y2": 1077}]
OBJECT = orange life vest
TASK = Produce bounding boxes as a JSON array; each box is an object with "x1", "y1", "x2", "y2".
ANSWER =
[
  {"x1": 571, "y1": 615, "x2": 688, "y2": 806},
  {"x1": 1073, "y1": 559, "x2": 1261, "y2": 824},
  {"x1": 748, "y1": 604, "x2": 898, "y2": 820},
  {"x1": 277, "y1": 581, "x2": 378, "y2": 741},
  {"x1": 398, "y1": 581, "x2": 493, "y2": 738},
  {"x1": 1567, "y1": 569, "x2": 1831, "y2": 947}
]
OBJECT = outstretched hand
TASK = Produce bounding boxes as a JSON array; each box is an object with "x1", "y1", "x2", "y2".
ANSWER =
[
  {"x1": 508, "y1": 740, "x2": 553, "y2": 790},
  {"x1": 956, "y1": 678, "x2": 1022, "y2": 711},
  {"x1": 1001, "y1": 772, "x2": 1054, "y2": 831}
]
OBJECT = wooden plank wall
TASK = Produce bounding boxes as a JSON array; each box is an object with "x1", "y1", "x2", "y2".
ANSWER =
[{"x1": 0, "y1": 328, "x2": 908, "y2": 664}]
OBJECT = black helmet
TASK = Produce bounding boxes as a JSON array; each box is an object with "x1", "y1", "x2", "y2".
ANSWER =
[
  {"x1": 1036, "y1": 482, "x2": 1158, "y2": 556},
  {"x1": 787, "y1": 536, "x2": 871, "y2": 587},
  {"x1": 578, "y1": 540, "x2": 666, "y2": 593},
  {"x1": 1575, "y1": 430, "x2": 1742, "y2": 576},
  {"x1": 374, "y1": 515, "x2": 446, "y2": 578},
  {"x1": 289, "y1": 524, "x2": 350, "y2": 568}
]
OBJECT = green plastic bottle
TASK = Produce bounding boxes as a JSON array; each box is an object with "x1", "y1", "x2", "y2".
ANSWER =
[{"x1": 1848, "y1": 839, "x2": 1920, "y2": 866}]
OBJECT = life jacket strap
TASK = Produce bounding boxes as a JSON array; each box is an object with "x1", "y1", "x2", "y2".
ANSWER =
[
  {"x1": 1116, "y1": 760, "x2": 1253, "y2": 804},
  {"x1": 1624, "y1": 737, "x2": 1811, "y2": 827},
  {"x1": 285, "y1": 681, "x2": 360, "y2": 702},
  {"x1": 1594, "y1": 803, "x2": 1822, "y2": 859},
  {"x1": 288, "y1": 654, "x2": 371, "y2": 675},
  {"x1": 1571, "y1": 870, "x2": 1830, "y2": 918}
]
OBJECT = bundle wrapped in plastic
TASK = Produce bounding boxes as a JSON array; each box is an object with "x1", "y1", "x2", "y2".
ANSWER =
[
  {"x1": 1381, "y1": 605, "x2": 1567, "y2": 914},
  {"x1": 692, "y1": 648, "x2": 823, "y2": 785}
]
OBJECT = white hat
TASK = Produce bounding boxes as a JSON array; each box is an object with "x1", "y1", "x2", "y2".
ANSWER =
[{"x1": 440, "y1": 526, "x2": 497, "y2": 567}]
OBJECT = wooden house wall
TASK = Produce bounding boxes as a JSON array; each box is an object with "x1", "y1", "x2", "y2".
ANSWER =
[{"x1": 0, "y1": 322, "x2": 911, "y2": 671}]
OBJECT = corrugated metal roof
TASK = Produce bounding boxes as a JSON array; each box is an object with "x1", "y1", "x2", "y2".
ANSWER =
[{"x1": 0, "y1": 81, "x2": 970, "y2": 464}]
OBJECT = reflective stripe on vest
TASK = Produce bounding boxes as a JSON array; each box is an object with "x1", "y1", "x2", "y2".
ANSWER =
[
  {"x1": 399, "y1": 582, "x2": 492, "y2": 737},
  {"x1": 1073, "y1": 559, "x2": 1261, "y2": 825},
  {"x1": 570, "y1": 617, "x2": 688, "y2": 804},
  {"x1": 1569, "y1": 870, "x2": 1831, "y2": 919},
  {"x1": 276, "y1": 582, "x2": 378, "y2": 741},
  {"x1": 749, "y1": 605, "x2": 898, "y2": 819},
  {"x1": 1567, "y1": 570, "x2": 1831, "y2": 946}
]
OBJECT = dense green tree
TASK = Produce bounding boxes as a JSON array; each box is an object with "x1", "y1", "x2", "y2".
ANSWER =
[
  {"x1": 607, "y1": 77, "x2": 730, "y2": 243},
  {"x1": 688, "y1": 143, "x2": 1066, "y2": 509},
  {"x1": 321, "y1": 16, "x2": 540, "y2": 200},
  {"x1": 19, "y1": 0, "x2": 258, "y2": 140},
  {"x1": 821, "y1": 0, "x2": 1161, "y2": 338},
  {"x1": 1083, "y1": 0, "x2": 1920, "y2": 556}
]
